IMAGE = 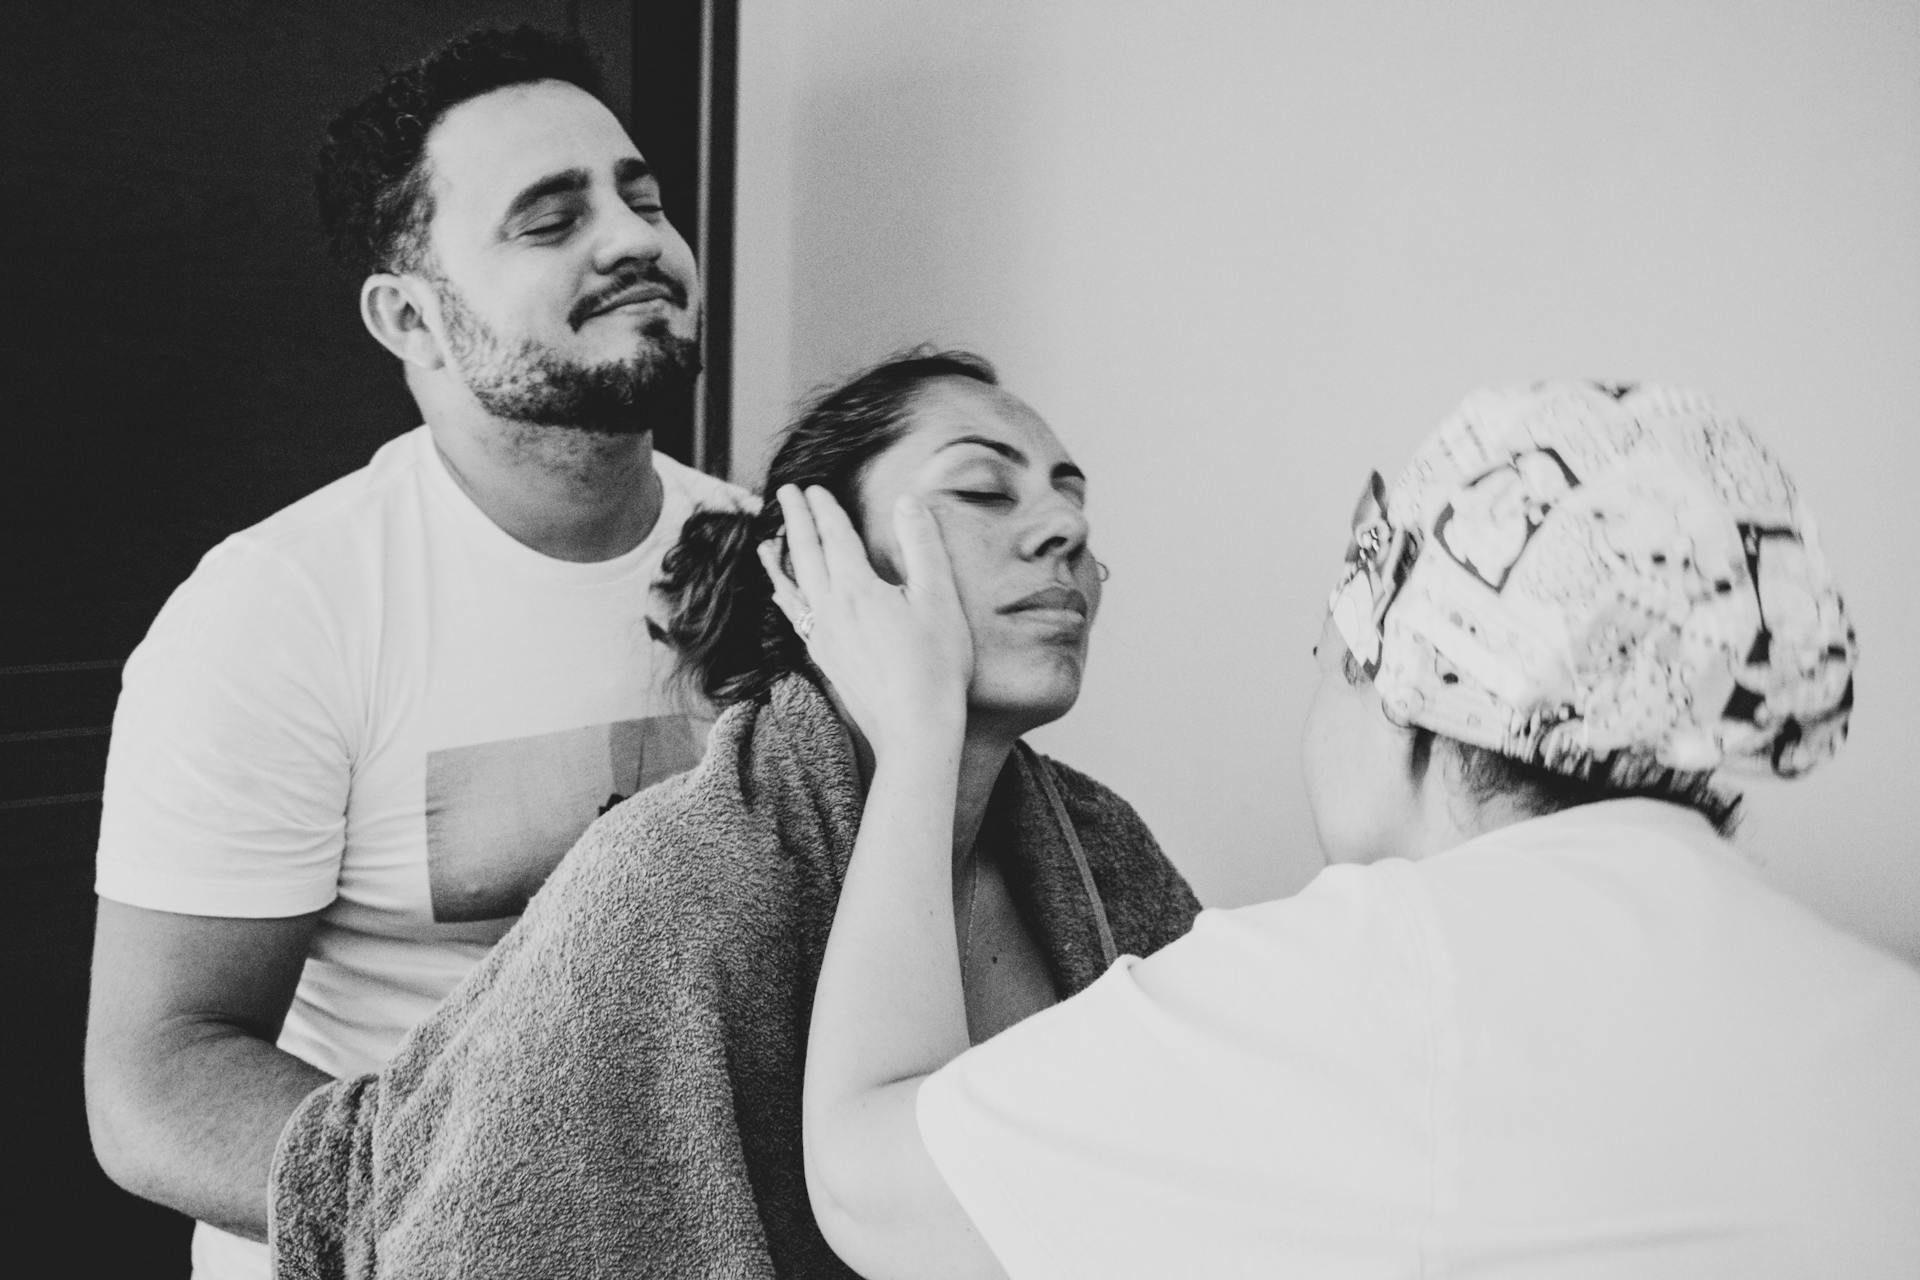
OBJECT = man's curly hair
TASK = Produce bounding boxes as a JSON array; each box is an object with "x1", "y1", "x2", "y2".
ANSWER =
[{"x1": 316, "y1": 26, "x2": 609, "y2": 278}]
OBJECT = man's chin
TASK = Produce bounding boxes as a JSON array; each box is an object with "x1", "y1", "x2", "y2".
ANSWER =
[
  {"x1": 606, "y1": 336, "x2": 703, "y2": 393},
  {"x1": 461, "y1": 337, "x2": 701, "y2": 434},
  {"x1": 522, "y1": 379, "x2": 694, "y2": 436},
  {"x1": 524, "y1": 415, "x2": 654, "y2": 438}
]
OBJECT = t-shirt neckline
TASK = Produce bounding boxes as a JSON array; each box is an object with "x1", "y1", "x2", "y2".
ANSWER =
[{"x1": 410, "y1": 425, "x2": 685, "y2": 587}]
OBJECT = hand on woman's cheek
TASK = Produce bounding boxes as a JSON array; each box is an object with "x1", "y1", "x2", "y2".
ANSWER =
[{"x1": 763, "y1": 486, "x2": 972, "y2": 756}]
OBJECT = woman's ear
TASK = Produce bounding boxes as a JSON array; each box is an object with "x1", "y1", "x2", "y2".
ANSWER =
[{"x1": 360, "y1": 272, "x2": 447, "y2": 371}]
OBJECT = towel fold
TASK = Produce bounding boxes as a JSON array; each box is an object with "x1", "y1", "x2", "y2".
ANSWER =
[{"x1": 269, "y1": 675, "x2": 1200, "y2": 1279}]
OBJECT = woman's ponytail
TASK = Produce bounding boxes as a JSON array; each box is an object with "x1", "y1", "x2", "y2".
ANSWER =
[{"x1": 658, "y1": 505, "x2": 800, "y2": 705}]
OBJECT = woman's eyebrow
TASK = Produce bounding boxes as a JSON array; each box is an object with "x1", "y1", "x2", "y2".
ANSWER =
[
  {"x1": 934, "y1": 436, "x2": 1086, "y2": 487},
  {"x1": 935, "y1": 435, "x2": 1025, "y2": 464}
]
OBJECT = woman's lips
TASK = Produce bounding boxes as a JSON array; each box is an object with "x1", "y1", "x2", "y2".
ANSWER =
[{"x1": 1001, "y1": 585, "x2": 1090, "y2": 625}]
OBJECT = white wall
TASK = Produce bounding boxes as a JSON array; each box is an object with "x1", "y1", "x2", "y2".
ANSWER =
[{"x1": 732, "y1": 0, "x2": 1920, "y2": 962}]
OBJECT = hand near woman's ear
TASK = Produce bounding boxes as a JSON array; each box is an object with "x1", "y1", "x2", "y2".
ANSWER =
[{"x1": 760, "y1": 486, "x2": 973, "y2": 758}]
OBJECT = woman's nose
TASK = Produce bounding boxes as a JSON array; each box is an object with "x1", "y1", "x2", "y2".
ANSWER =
[{"x1": 1022, "y1": 492, "x2": 1092, "y2": 561}]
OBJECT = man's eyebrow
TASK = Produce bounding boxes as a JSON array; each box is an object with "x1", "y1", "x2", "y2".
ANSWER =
[
  {"x1": 937, "y1": 435, "x2": 1088, "y2": 485},
  {"x1": 612, "y1": 156, "x2": 656, "y2": 187},
  {"x1": 501, "y1": 160, "x2": 659, "y2": 228},
  {"x1": 502, "y1": 168, "x2": 590, "y2": 224}
]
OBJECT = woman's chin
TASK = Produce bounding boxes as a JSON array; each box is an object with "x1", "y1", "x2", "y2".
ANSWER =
[{"x1": 966, "y1": 668, "x2": 1085, "y2": 738}]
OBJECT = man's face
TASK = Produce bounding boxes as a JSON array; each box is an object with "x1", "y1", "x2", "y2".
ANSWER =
[{"x1": 417, "y1": 80, "x2": 702, "y2": 432}]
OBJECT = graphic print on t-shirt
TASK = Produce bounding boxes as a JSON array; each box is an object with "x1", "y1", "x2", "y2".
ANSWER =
[{"x1": 424, "y1": 715, "x2": 700, "y2": 922}]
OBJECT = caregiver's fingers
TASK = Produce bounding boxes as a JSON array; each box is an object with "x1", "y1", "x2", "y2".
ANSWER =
[
  {"x1": 891, "y1": 495, "x2": 958, "y2": 604},
  {"x1": 757, "y1": 540, "x2": 807, "y2": 621},
  {"x1": 803, "y1": 486, "x2": 872, "y2": 583},
  {"x1": 775, "y1": 484, "x2": 830, "y2": 596}
]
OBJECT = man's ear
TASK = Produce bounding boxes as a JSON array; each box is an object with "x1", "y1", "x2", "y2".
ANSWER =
[{"x1": 360, "y1": 272, "x2": 447, "y2": 372}]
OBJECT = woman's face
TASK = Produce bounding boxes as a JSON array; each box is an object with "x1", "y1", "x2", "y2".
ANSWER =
[{"x1": 856, "y1": 377, "x2": 1102, "y2": 737}]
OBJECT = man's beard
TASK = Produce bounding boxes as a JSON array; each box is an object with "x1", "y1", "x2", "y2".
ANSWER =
[{"x1": 436, "y1": 279, "x2": 701, "y2": 436}]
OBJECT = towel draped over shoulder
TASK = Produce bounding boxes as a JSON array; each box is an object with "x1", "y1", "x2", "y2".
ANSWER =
[{"x1": 269, "y1": 674, "x2": 1200, "y2": 1279}]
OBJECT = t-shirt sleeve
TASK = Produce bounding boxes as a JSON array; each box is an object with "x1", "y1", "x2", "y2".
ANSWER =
[
  {"x1": 96, "y1": 537, "x2": 355, "y2": 917},
  {"x1": 915, "y1": 862, "x2": 1448, "y2": 1279}
]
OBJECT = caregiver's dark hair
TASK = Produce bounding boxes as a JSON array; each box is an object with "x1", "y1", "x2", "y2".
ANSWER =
[
  {"x1": 1337, "y1": 649, "x2": 1742, "y2": 836},
  {"x1": 660, "y1": 347, "x2": 999, "y2": 706}
]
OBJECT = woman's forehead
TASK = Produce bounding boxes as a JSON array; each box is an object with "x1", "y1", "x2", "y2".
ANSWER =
[{"x1": 901, "y1": 379, "x2": 1073, "y2": 467}]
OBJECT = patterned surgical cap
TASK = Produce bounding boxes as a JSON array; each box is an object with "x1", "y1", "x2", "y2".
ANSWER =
[{"x1": 1327, "y1": 381, "x2": 1856, "y2": 783}]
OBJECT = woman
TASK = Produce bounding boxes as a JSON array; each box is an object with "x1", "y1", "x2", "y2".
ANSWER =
[
  {"x1": 266, "y1": 349, "x2": 1200, "y2": 1279},
  {"x1": 789, "y1": 382, "x2": 1920, "y2": 1278}
]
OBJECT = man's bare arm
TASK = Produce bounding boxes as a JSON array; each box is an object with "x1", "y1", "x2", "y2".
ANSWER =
[{"x1": 84, "y1": 899, "x2": 331, "y2": 1241}]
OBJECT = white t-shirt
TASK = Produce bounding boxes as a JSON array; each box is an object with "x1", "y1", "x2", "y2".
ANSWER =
[
  {"x1": 95, "y1": 425, "x2": 747, "y2": 1278},
  {"x1": 918, "y1": 800, "x2": 1920, "y2": 1279}
]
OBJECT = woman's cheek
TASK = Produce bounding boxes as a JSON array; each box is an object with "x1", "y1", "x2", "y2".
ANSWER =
[{"x1": 928, "y1": 513, "x2": 997, "y2": 626}]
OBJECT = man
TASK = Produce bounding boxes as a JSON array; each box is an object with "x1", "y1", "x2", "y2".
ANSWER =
[{"x1": 83, "y1": 27, "x2": 745, "y2": 1278}]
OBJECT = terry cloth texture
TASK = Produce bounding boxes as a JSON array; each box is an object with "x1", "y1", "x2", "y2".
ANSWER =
[{"x1": 268, "y1": 673, "x2": 1200, "y2": 1279}]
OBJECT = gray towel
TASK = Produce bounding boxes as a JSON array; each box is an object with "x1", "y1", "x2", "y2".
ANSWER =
[{"x1": 269, "y1": 674, "x2": 1201, "y2": 1279}]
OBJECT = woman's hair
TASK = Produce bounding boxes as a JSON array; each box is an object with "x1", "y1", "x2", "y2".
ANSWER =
[
  {"x1": 1439, "y1": 736, "x2": 1742, "y2": 836},
  {"x1": 659, "y1": 347, "x2": 998, "y2": 706},
  {"x1": 1340, "y1": 650, "x2": 1744, "y2": 836}
]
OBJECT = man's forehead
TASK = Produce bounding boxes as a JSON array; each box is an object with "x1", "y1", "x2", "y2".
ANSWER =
[{"x1": 425, "y1": 80, "x2": 642, "y2": 212}]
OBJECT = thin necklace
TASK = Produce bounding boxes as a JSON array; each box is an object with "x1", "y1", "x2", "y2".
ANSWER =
[{"x1": 959, "y1": 853, "x2": 982, "y2": 985}]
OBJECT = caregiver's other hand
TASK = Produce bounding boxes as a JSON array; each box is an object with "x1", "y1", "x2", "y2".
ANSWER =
[{"x1": 761, "y1": 485, "x2": 972, "y2": 758}]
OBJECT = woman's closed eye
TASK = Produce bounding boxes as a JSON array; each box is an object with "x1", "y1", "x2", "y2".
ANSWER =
[{"x1": 949, "y1": 489, "x2": 1014, "y2": 505}]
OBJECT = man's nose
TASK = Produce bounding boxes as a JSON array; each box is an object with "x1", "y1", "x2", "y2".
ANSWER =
[{"x1": 592, "y1": 199, "x2": 671, "y2": 271}]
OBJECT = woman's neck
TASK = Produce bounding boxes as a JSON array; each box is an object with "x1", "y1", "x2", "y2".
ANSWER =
[
  {"x1": 950, "y1": 733, "x2": 1017, "y2": 873},
  {"x1": 839, "y1": 704, "x2": 1015, "y2": 876}
]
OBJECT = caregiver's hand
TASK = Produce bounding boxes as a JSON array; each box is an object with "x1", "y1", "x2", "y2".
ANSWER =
[{"x1": 760, "y1": 485, "x2": 972, "y2": 758}]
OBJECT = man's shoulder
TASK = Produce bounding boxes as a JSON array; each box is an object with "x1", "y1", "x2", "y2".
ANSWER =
[
  {"x1": 137, "y1": 430, "x2": 431, "y2": 650},
  {"x1": 169, "y1": 428, "x2": 428, "y2": 603},
  {"x1": 225, "y1": 428, "x2": 429, "y2": 557},
  {"x1": 653, "y1": 452, "x2": 756, "y2": 517}
]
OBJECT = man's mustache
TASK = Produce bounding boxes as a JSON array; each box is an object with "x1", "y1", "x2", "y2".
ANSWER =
[{"x1": 569, "y1": 267, "x2": 691, "y2": 330}]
